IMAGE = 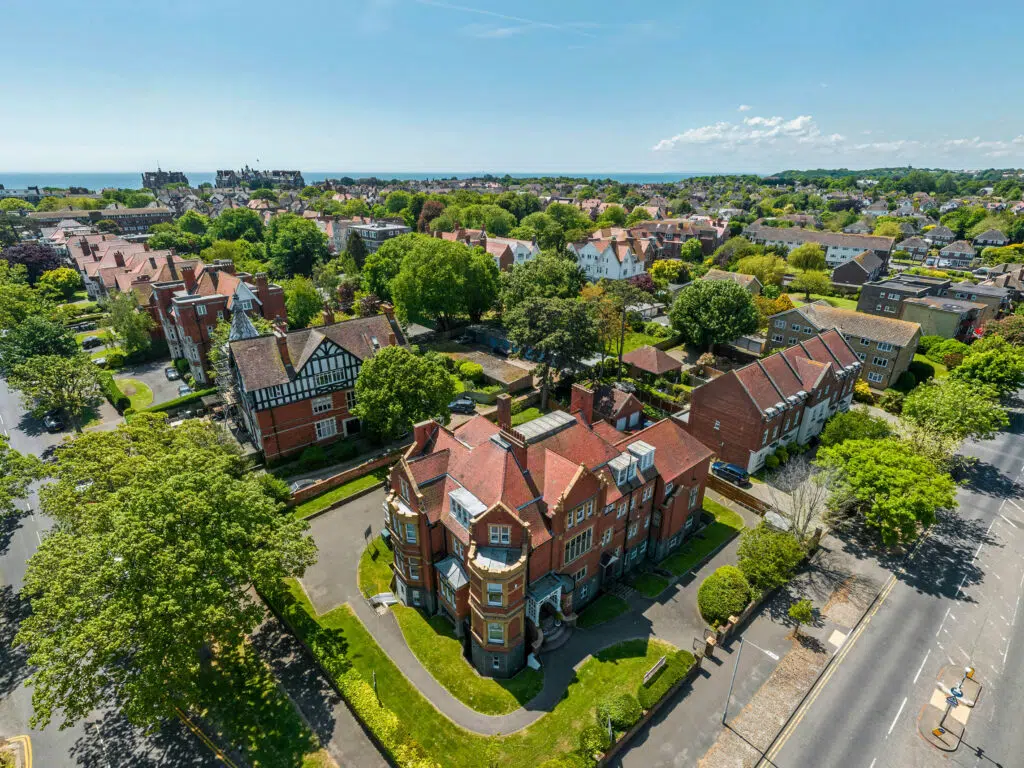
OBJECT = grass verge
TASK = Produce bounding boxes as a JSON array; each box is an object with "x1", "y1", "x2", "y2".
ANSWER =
[
  {"x1": 787, "y1": 293, "x2": 859, "y2": 311},
  {"x1": 914, "y1": 352, "x2": 948, "y2": 379},
  {"x1": 660, "y1": 499, "x2": 746, "y2": 577},
  {"x1": 577, "y1": 593, "x2": 629, "y2": 628},
  {"x1": 630, "y1": 572, "x2": 670, "y2": 599},
  {"x1": 621, "y1": 331, "x2": 668, "y2": 354},
  {"x1": 115, "y1": 378, "x2": 153, "y2": 410},
  {"x1": 392, "y1": 605, "x2": 543, "y2": 715},
  {"x1": 292, "y1": 468, "x2": 388, "y2": 520},
  {"x1": 270, "y1": 580, "x2": 675, "y2": 767},
  {"x1": 357, "y1": 536, "x2": 394, "y2": 597}
]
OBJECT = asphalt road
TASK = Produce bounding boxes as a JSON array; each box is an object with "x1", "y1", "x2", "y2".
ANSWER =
[
  {"x1": 0, "y1": 377, "x2": 218, "y2": 767},
  {"x1": 766, "y1": 405, "x2": 1024, "y2": 768}
]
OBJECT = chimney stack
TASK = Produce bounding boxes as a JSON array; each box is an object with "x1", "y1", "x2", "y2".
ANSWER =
[
  {"x1": 570, "y1": 383, "x2": 595, "y2": 425},
  {"x1": 273, "y1": 316, "x2": 291, "y2": 368},
  {"x1": 181, "y1": 264, "x2": 197, "y2": 292},
  {"x1": 379, "y1": 301, "x2": 395, "y2": 320},
  {"x1": 322, "y1": 303, "x2": 335, "y2": 326},
  {"x1": 142, "y1": 241, "x2": 150, "y2": 252},
  {"x1": 254, "y1": 272, "x2": 270, "y2": 305},
  {"x1": 113, "y1": 250, "x2": 125, "y2": 268},
  {"x1": 496, "y1": 394, "x2": 512, "y2": 431}
]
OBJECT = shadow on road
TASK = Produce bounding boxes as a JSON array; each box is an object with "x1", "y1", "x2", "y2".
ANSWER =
[
  {"x1": 957, "y1": 459, "x2": 1024, "y2": 499},
  {"x1": 69, "y1": 710, "x2": 220, "y2": 768},
  {"x1": 0, "y1": 584, "x2": 30, "y2": 698}
]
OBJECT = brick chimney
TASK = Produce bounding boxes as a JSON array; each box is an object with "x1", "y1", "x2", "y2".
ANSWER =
[
  {"x1": 214, "y1": 259, "x2": 236, "y2": 275},
  {"x1": 412, "y1": 420, "x2": 436, "y2": 452},
  {"x1": 322, "y1": 303, "x2": 335, "y2": 326},
  {"x1": 254, "y1": 272, "x2": 270, "y2": 305},
  {"x1": 113, "y1": 250, "x2": 125, "y2": 268},
  {"x1": 142, "y1": 241, "x2": 150, "y2": 252},
  {"x1": 181, "y1": 264, "x2": 197, "y2": 292},
  {"x1": 273, "y1": 316, "x2": 291, "y2": 368},
  {"x1": 379, "y1": 301, "x2": 395, "y2": 320},
  {"x1": 570, "y1": 383, "x2": 595, "y2": 424},
  {"x1": 496, "y1": 393, "x2": 512, "y2": 430},
  {"x1": 387, "y1": 332, "x2": 397, "y2": 346}
]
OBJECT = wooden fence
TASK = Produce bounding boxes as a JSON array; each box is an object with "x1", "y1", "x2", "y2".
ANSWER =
[{"x1": 706, "y1": 474, "x2": 773, "y2": 516}]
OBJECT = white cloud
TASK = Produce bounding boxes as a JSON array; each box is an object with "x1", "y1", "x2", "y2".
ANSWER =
[
  {"x1": 653, "y1": 114, "x2": 841, "y2": 152},
  {"x1": 738, "y1": 104, "x2": 752, "y2": 112}
]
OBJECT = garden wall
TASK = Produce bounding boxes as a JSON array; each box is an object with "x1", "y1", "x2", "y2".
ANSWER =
[
  {"x1": 706, "y1": 475, "x2": 772, "y2": 515},
  {"x1": 288, "y1": 449, "x2": 404, "y2": 505}
]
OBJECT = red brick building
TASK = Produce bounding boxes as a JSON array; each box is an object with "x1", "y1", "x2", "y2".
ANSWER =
[
  {"x1": 682, "y1": 330, "x2": 861, "y2": 473},
  {"x1": 384, "y1": 389, "x2": 714, "y2": 678},
  {"x1": 227, "y1": 310, "x2": 405, "y2": 461}
]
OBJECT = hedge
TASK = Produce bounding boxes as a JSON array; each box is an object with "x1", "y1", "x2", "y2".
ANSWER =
[
  {"x1": 141, "y1": 387, "x2": 218, "y2": 413},
  {"x1": 595, "y1": 692, "x2": 642, "y2": 731},
  {"x1": 64, "y1": 312, "x2": 106, "y2": 327},
  {"x1": 636, "y1": 650, "x2": 696, "y2": 710},
  {"x1": 98, "y1": 371, "x2": 130, "y2": 413},
  {"x1": 697, "y1": 565, "x2": 752, "y2": 627}
]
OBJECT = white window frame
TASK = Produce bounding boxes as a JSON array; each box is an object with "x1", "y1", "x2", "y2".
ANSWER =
[
  {"x1": 713, "y1": 420, "x2": 721, "y2": 430},
  {"x1": 487, "y1": 622, "x2": 504, "y2": 645},
  {"x1": 664, "y1": 481, "x2": 674, "y2": 499},
  {"x1": 689, "y1": 486, "x2": 699, "y2": 509},
  {"x1": 312, "y1": 396, "x2": 332, "y2": 415},
  {"x1": 314, "y1": 417, "x2": 337, "y2": 441},
  {"x1": 405, "y1": 522, "x2": 417, "y2": 544},
  {"x1": 563, "y1": 527, "x2": 593, "y2": 565},
  {"x1": 617, "y1": 501, "x2": 627, "y2": 518},
  {"x1": 872, "y1": 356, "x2": 888, "y2": 368},
  {"x1": 486, "y1": 582, "x2": 503, "y2": 606},
  {"x1": 867, "y1": 372, "x2": 884, "y2": 383},
  {"x1": 400, "y1": 477, "x2": 410, "y2": 501},
  {"x1": 642, "y1": 485, "x2": 653, "y2": 501},
  {"x1": 196, "y1": 304, "x2": 207, "y2": 316},
  {"x1": 628, "y1": 522, "x2": 638, "y2": 538},
  {"x1": 346, "y1": 389, "x2": 356, "y2": 410},
  {"x1": 601, "y1": 528, "x2": 613, "y2": 546},
  {"x1": 877, "y1": 342, "x2": 894, "y2": 352},
  {"x1": 408, "y1": 559, "x2": 420, "y2": 580},
  {"x1": 489, "y1": 524, "x2": 511, "y2": 545}
]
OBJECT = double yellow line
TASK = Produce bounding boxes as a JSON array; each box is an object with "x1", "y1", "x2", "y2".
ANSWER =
[
  {"x1": 174, "y1": 706, "x2": 240, "y2": 767},
  {"x1": 759, "y1": 568, "x2": 902, "y2": 765},
  {"x1": 5, "y1": 735, "x2": 32, "y2": 768}
]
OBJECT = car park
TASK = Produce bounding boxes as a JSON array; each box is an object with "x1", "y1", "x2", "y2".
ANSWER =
[
  {"x1": 711, "y1": 460, "x2": 750, "y2": 486},
  {"x1": 448, "y1": 397, "x2": 476, "y2": 414},
  {"x1": 164, "y1": 367, "x2": 181, "y2": 381}
]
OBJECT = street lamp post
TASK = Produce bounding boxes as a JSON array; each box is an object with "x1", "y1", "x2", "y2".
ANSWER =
[{"x1": 722, "y1": 637, "x2": 780, "y2": 725}]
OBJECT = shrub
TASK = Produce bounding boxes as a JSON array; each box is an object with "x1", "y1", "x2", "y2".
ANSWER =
[
  {"x1": 775, "y1": 446, "x2": 789, "y2": 464},
  {"x1": 926, "y1": 338, "x2": 968, "y2": 365},
  {"x1": 893, "y1": 371, "x2": 917, "y2": 392},
  {"x1": 300, "y1": 445, "x2": 328, "y2": 469},
  {"x1": 105, "y1": 351, "x2": 125, "y2": 369},
  {"x1": 737, "y1": 523, "x2": 804, "y2": 592},
  {"x1": 698, "y1": 565, "x2": 752, "y2": 626},
  {"x1": 917, "y1": 335, "x2": 944, "y2": 354},
  {"x1": 878, "y1": 389, "x2": 905, "y2": 414},
  {"x1": 636, "y1": 650, "x2": 696, "y2": 710},
  {"x1": 908, "y1": 359, "x2": 935, "y2": 383},
  {"x1": 595, "y1": 692, "x2": 643, "y2": 731},
  {"x1": 577, "y1": 724, "x2": 611, "y2": 755},
  {"x1": 644, "y1": 321, "x2": 672, "y2": 338},
  {"x1": 143, "y1": 387, "x2": 218, "y2": 414},
  {"x1": 458, "y1": 361, "x2": 484, "y2": 384},
  {"x1": 943, "y1": 352, "x2": 964, "y2": 370},
  {"x1": 510, "y1": 398, "x2": 525, "y2": 415},
  {"x1": 539, "y1": 755, "x2": 591, "y2": 768},
  {"x1": 98, "y1": 371, "x2": 130, "y2": 412},
  {"x1": 853, "y1": 379, "x2": 874, "y2": 403},
  {"x1": 764, "y1": 454, "x2": 780, "y2": 470},
  {"x1": 173, "y1": 358, "x2": 190, "y2": 376}
]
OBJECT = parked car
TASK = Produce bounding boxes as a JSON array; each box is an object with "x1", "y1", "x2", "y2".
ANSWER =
[
  {"x1": 177, "y1": 383, "x2": 193, "y2": 397},
  {"x1": 42, "y1": 411, "x2": 64, "y2": 433},
  {"x1": 289, "y1": 478, "x2": 317, "y2": 494},
  {"x1": 455, "y1": 335, "x2": 473, "y2": 345},
  {"x1": 711, "y1": 461, "x2": 750, "y2": 487},
  {"x1": 164, "y1": 366, "x2": 181, "y2": 381},
  {"x1": 92, "y1": 357, "x2": 107, "y2": 367},
  {"x1": 448, "y1": 397, "x2": 476, "y2": 415},
  {"x1": 80, "y1": 335, "x2": 103, "y2": 350}
]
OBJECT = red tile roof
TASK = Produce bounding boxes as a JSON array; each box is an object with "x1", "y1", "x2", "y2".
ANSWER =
[{"x1": 622, "y1": 345, "x2": 683, "y2": 376}]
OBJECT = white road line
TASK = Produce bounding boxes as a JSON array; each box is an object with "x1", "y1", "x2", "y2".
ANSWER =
[
  {"x1": 1000, "y1": 513, "x2": 1015, "y2": 526},
  {"x1": 1013, "y1": 596, "x2": 1020, "y2": 627},
  {"x1": 868, "y1": 759, "x2": 877, "y2": 768},
  {"x1": 1008, "y1": 498, "x2": 1024, "y2": 515},
  {"x1": 937, "y1": 606, "x2": 952, "y2": 636},
  {"x1": 987, "y1": 518, "x2": 996, "y2": 535},
  {"x1": 35, "y1": 530, "x2": 42, "y2": 545},
  {"x1": 887, "y1": 697, "x2": 908, "y2": 737},
  {"x1": 973, "y1": 541, "x2": 985, "y2": 563},
  {"x1": 914, "y1": 649, "x2": 931, "y2": 683},
  {"x1": 958, "y1": 574, "x2": 969, "y2": 595}
]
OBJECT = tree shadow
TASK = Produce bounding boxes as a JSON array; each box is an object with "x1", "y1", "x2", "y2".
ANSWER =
[
  {"x1": 0, "y1": 584, "x2": 30, "y2": 698},
  {"x1": 69, "y1": 709, "x2": 221, "y2": 767},
  {"x1": 0, "y1": 508, "x2": 26, "y2": 558},
  {"x1": 956, "y1": 459, "x2": 1024, "y2": 499},
  {"x1": 16, "y1": 412, "x2": 47, "y2": 437}
]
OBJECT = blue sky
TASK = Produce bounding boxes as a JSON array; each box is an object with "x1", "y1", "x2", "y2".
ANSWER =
[{"x1": 3, "y1": 0, "x2": 1023, "y2": 174}]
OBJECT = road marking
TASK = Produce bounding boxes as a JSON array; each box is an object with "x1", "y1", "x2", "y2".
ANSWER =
[
  {"x1": 937, "y1": 606, "x2": 951, "y2": 636},
  {"x1": 1000, "y1": 512, "x2": 1015, "y2": 526},
  {"x1": 887, "y1": 696, "x2": 908, "y2": 737},
  {"x1": 914, "y1": 649, "x2": 931, "y2": 683},
  {"x1": 868, "y1": 759, "x2": 876, "y2": 768}
]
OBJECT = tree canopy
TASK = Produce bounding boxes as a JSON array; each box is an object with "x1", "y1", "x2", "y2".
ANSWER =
[
  {"x1": 787, "y1": 242, "x2": 827, "y2": 272},
  {"x1": 0, "y1": 315, "x2": 78, "y2": 375},
  {"x1": 266, "y1": 213, "x2": 329, "y2": 277},
  {"x1": 737, "y1": 523, "x2": 804, "y2": 592},
  {"x1": 108, "y1": 291, "x2": 156, "y2": 355},
  {"x1": 902, "y1": 379, "x2": 1008, "y2": 443},
  {"x1": 0, "y1": 242, "x2": 61, "y2": 284},
  {"x1": 283, "y1": 276, "x2": 323, "y2": 329},
  {"x1": 668, "y1": 279, "x2": 760, "y2": 350},
  {"x1": 950, "y1": 334, "x2": 1024, "y2": 395},
  {"x1": 0, "y1": 434, "x2": 41, "y2": 520},
  {"x1": 353, "y1": 346, "x2": 455, "y2": 440},
  {"x1": 16, "y1": 414, "x2": 316, "y2": 729},
  {"x1": 36, "y1": 267, "x2": 82, "y2": 301},
  {"x1": 735, "y1": 254, "x2": 787, "y2": 286},
  {"x1": 790, "y1": 269, "x2": 832, "y2": 300},
  {"x1": 819, "y1": 407, "x2": 892, "y2": 448},
  {"x1": 207, "y1": 208, "x2": 264, "y2": 242},
  {"x1": 8, "y1": 354, "x2": 103, "y2": 431},
  {"x1": 500, "y1": 250, "x2": 585, "y2": 312}
]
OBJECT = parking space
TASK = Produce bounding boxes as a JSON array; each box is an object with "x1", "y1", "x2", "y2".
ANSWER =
[{"x1": 113, "y1": 359, "x2": 182, "y2": 406}]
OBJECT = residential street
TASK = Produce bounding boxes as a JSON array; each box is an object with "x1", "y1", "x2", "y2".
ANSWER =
[
  {"x1": 0, "y1": 377, "x2": 220, "y2": 767},
  {"x1": 766, "y1": 406, "x2": 1024, "y2": 768}
]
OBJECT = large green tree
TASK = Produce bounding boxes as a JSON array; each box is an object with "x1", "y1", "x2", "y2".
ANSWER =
[
  {"x1": 266, "y1": 213, "x2": 329, "y2": 277},
  {"x1": 735, "y1": 254, "x2": 787, "y2": 287},
  {"x1": 816, "y1": 438, "x2": 958, "y2": 545},
  {"x1": 902, "y1": 379, "x2": 1008, "y2": 443},
  {"x1": 678, "y1": 238, "x2": 704, "y2": 263},
  {"x1": 499, "y1": 250, "x2": 586, "y2": 312},
  {"x1": 0, "y1": 261, "x2": 45, "y2": 331},
  {"x1": 669, "y1": 279, "x2": 760, "y2": 350},
  {"x1": 464, "y1": 249, "x2": 501, "y2": 323},
  {"x1": 737, "y1": 523, "x2": 805, "y2": 592},
  {"x1": 353, "y1": 346, "x2": 456, "y2": 440},
  {"x1": 951, "y1": 335, "x2": 1024, "y2": 395},
  {"x1": 0, "y1": 315, "x2": 78, "y2": 375},
  {"x1": 390, "y1": 236, "x2": 486, "y2": 329},
  {"x1": 0, "y1": 435, "x2": 41, "y2": 520},
  {"x1": 361, "y1": 233, "x2": 411, "y2": 300},
  {"x1": 819, "y1": 407, "x2": 892, "y2": 447},
  {"x1": 790, "y1": 269, "x2": 832, "y2": 301},
  {"x1": 207, "y1": 208, "x2": 264, "y2": 242},
  {"x1": 505, "y1": 297, "x2": 600, "y2": 407},
  {"x1": 15, "y1": 414, "x2": 316, "y2": 729},
  {"x1": 108, "y1": 290, "x2": 156, "y2": 355},
  {"x1": 283, "y1": 276, "x2": 323, "y2": 329},
  {"x1": 8, "y1": 355, "x2": 103, "y2": 431},
  {"x1": 36, "y1": 267, "x2": 82, "y2": 301}
]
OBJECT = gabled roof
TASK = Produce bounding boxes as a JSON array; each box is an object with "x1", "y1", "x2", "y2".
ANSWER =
[
  {"x1": 622, "y1": 345, "x2": 683, "y2": 376},
  {"x1": 940, "y1": 240, "x2": 977, "y2": 255},
  {"x1": 703, "y1": 268, "x2": 762, "y2": 290},
  {"x1": 795, "y1": 301, "x2": 921, "y2": 347}
]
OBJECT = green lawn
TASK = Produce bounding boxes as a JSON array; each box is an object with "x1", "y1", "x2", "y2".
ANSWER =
[
  {"x1": 577, "y1": 593, "x2": 629, "y2": 628},
  {"x1": 660, "y1": 499, "x2": 746, "y2": 577},
  {"x1": 291, "y1": 468, "x2": 388, "y2": 519},
  {"x1": 196, "y1": 643, "x2": 323, "y2": 767},
  {"x1": 75, "y1": 327, "x2": 112, "y2": 344},
  {"x1": 630, "y1": 572, "x2": 670, "y2": 599},
  {"x1": 914, "y1": 353, "x2": 948, "y2": 379},
  {"x1": 787, "y1": 293, "x2": 859, "y2": 311},
  {"x1": 511, "y1": 406, "x2": 543, "y2": 426},
  {"x1": 357, "y1": 536, "x2": 394, "y2": 597},
  {"x1": 451, "y1": 374, "x2": 466, "y2": 394},
  {"x1": 393, "y1": 605, "x2": 543, "y2": 715},
  {"x1": 115, "y1": 378, "x2": 153, "y2": 410},
  {"x1": 622, "y1": 331, "x2": 667, "y2": 354},
  {"x1": 273, "y1": 580, "x2": 677, "y2": 767}
]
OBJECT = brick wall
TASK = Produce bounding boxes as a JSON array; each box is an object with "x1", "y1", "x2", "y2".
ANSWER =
[{"x1": 287, "y1": 449, "x2": 403, "y2": 505}]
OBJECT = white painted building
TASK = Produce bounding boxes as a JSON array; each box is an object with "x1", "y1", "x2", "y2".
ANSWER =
[{"x1": 567, "y1": 237, "x2": 650, "y2": 281}]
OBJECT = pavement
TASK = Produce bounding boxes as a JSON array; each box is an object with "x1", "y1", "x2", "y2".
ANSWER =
[
  {"x1": 764, "y1": 405, "x2": 1024, "y2": 768},
  {"x1": 112, "y1": 358, "x2": 181, "y2": 407}
]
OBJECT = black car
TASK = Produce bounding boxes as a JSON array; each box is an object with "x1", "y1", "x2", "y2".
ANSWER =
[
  {"x1": 448, "y1": 397, "x2": 476, "y2": 415},
  {"x1": 43, "y1": 411, "x2": 64, "y2": 433},
  {"x1": 80, "y1": 335, "x2": 103, "y2": 350},
  {"x1": 711, "y1": 460, "x2": 750, "y2": 486}
]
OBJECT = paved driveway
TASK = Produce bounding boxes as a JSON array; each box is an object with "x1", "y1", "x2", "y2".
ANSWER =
[{"x1": 113, "y1": 359, "x2": 180, "y2": 407}]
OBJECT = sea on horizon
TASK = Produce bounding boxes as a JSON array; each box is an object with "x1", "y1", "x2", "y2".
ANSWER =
[{"x1": 0, "y1": 171, "x2": 718, "y2": 192}]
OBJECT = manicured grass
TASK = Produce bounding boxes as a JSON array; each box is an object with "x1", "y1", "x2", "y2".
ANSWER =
[
  {"x1": 291, "y1": 468, "x2": 388, "y2": 520},
  {"x1": 451, "y1": 374, "x2": 466, "y2": 394},
  {"x1": 393, "y1": 605, "x2": 544, "y2": 715},
  {"x1": 75, "y1": 327, "x2": 112, "y2": 344},
  {"x1": 660, "y1": 499, "x2": 746, "y2": 577},
  {"x1": 115, "y1": 378, "x2": 153, "y2": 410},
  {"x1": 357, "y1": 536, "x2": 394, "y2": 598},
  {"x1": 630, "y1": 572, "x2": 670, "y2": 599},
  {"x1": 914, "y1": 353, "x2": 948, "y2": 379},
  {"x1": 787, "y1": 293, "x2": 859, "y2": 311},
  {"x1": 511, "y1": 406, "x2": 543, "y2": 426},
  {"x1": 196, "y1": 642, "x2": 321, "y2": 767},
  {"x1": 622, "y1": 331, "x2": 667, "y2": 354},
  {"x1": 275, "y1": 580, "x2": 676, "y2": 767},
  {"x1": 577, "y1": 593, "x2": 629, "y2": 628}
]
